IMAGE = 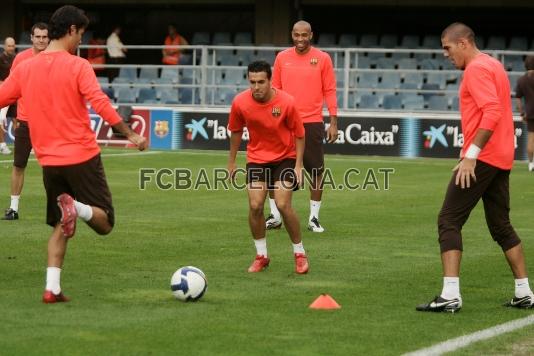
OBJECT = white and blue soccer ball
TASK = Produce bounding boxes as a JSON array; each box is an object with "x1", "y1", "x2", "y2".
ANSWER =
[{"x1": 170, "y1": 266, "x2": 207, "y2": 302}]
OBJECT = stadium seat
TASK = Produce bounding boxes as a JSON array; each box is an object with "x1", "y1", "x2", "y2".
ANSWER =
[
  {"x1": 223, "y1": 68, "x2": 246, "y2": 86},
  {"x1": 357, "y1": 72, "x2": 380, "y2": 89},
  {"x1": 418, "y1": 58, "x2": 440, "y2": 70},
  {"x1": 97, "y1": 76, "x2": 109, "y2": 87},
  {"x1": 160, "y1": 89, "x2": 180, "y2": 104},
  {"x1": 217, "y1": 54, "x2": 240, "y2": 66},
  {"x1": 212, "y1": 32, "x2": 232, "y2": 45},
  {"x1": 137, "y1": 88, "x2": 158, "y2": 104},
  {"x1": 486, "y1": 36, "x2": 506, "y2": 50},
  {"x1": 421, "y1": 83, "x2": 441, "y2": 100},
  {"x1": 359, "y1": 34, "x2": 379, "y2": 48},
  {"x1": 115, "y1": 87, "x2": 137, "y2": 103},
  {"x1": 139, "y1": 67, "x2": 159, "y2": 81},
  {"x1": 382, "y1": 95, "x2": 402, "y2": 109},
  {"x1": 376, "y1": 57, "x2": 396, "y2": 69},
  {"x1": 160, "y1": 67, "x2": 179, "y2": 82},
  {"x1": 234, "y1": 32, "x2": 253, "y2": 45},
  {"x1": 354, "y1": 56, "x2": 371, "y2": 69},
  {"x1": 403, "y1": 72, "x2": 424, "y2": 89},
  {"x1": 427, "y1": 95, "x2": 449, "y2": 111},
  {"x1": 181, "y1": 68, "x2": 201, "y2": 83},
  {"x1": 509, "y1": 73, "x2": 521, "y2": 92},
  {"x1": 338, "y1": 34, "x2": 357, "y2": 47},
  {"x1": 318, "y1": 33, "x2": 336, "y2": 47},
  {"x1": 179, "y1": 88, "x2": 197, "y2": 104},
  {"x1": 508, "y1": 36, "x2": 528, "y2": 51},
  {"x1": 236, "y1": 49, "x2": 254, "y2": 65},
  {"x1": 402, "y1": 94, "x2": 425, "y2": 110},
  {"x1": 450, "y1": 96, "x2": 459, "y2": 111},
  {"x1": 377, "y1": 72, "x2": 401, "y2": 89},
  {"x1": 358, "y1": 94, "x2": 380, "y2": 109},
  {"x1": 254, "y1": 48, "x2": 276, "y2": 64},
  {"x1": 399, "y1": 35, "x2": 420, "y2": 48},
  {"x1": 426, "y1": 72, "x2": 447, "y2": 89},
  {"x1": 215, "y1": 87, "x2": 238, "y2": 105},
  {"x1": 118, "y1": 67, "x2": 137, "y2": 81},
  {"x1": 397, "y1": 58, "x2": 418, "y2": 70},
  {"x1": 379, "y1": 34, "x2": 398, "y2": 48},
  {"x1": 191, "y1": 32, "x2": 211, "y2": 45},
  {"x1": 421, "y1": 35, "x2": 440, "y2": 49}
]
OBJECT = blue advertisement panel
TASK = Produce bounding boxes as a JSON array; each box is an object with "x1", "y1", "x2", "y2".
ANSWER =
[{"x1": 149, "y1": 109, "x2": 174, "y2": 150}]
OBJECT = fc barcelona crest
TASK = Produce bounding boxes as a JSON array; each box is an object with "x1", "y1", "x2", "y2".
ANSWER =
[
  {"x1": 271, "y1": 107, "x2": 281, "y2": 117},
  {"x1": 154, "y1": 120, "x2": 169, "y2": 138},
  {"x1": 310, "y1": 58, "x2": 318, "y2": 65}
]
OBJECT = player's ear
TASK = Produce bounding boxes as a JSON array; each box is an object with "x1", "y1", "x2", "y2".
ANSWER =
[{"x1": 69, "y1": 25, "x2": 77, "y2": 35}]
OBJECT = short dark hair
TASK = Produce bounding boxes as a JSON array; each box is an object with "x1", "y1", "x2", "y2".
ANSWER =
[
  {"x1": 441, "y1": 22, "x2": 476, "y2": 44},
  {"x1": 48, "y1": 5, "x2": 89, "y2": 40},
  {"x1": 31, "y1": 22, "x2": 48, "y2": 36},
  {"x1": 525, "y1": 56, "x2": 534, "y2": 71},
  {"x1": 247, "y1": 61, "x2": 272, "y2": 80}
]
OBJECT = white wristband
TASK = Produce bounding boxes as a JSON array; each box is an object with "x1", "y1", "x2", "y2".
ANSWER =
[{"x1": 465, "y1": 144, "x2": 481, "y2": 159}]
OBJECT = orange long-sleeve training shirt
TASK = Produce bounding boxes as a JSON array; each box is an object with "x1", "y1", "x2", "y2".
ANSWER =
[
  {"x1": 11, "y1": 48, "x2": 36, "y2": 121},
  {"x1": 460, "y1": 53, "x2": 515, "y2": 170},
  {"x1": 272, "y1": 47, "x2": 337, "y2": 123},
  {"x1": 0, "y1": 50, "x2": 122, "y2": 166}
]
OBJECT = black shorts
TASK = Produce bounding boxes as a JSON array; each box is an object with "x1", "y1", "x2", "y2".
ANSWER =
[
  {"x1": 13, "y1": 120, "x2": 32, "y2": 169},
  {"x1": 246, "y1": 158, "x2": 297, "y2": 190},
  {"x1": 303, "y1": 122, "x2": 325, "y2": 176},
  {"x1": 527, "y1": 119, "x2": 534, "y2": 133},
  {"x1": 43, "y1": 154, "x2": 114, "y2": 228}
]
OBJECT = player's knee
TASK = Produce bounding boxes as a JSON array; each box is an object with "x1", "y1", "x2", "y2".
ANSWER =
[
  {"x1": 95, "y1": 225, "x2": 113, "y2": 235},
  {"x1": 275, "y1": 200, "x2": 290, "y2": 214},
  {"x1": 488, "y1": 224, "x2": 521, "y2": 251},
  {"x1": 249, "y1": 202, "x2": 263, "y2": 217}
]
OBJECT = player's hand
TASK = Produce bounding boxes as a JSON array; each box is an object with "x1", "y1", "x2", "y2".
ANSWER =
[
  {"x1": 326, "y1": 122, "x2": 339, "y2": 143},
  {"x1": 294, "y1": 164, "x2": 304, "y2": 188},
  {"x1": 453, "y1": 158, "x2": 476, "y2": 189},
  {"x1": 128, "y1": 133, "x2": 147, "y2": 151},
  {"x1": 227, "y1": 162, "x2": 237, "y2": 181}
]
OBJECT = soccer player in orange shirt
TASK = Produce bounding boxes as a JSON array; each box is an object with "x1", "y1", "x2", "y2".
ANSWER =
[
  {"x1": 227, "y1": 61, "x2": 309, "y2": 274},
  {"x1": 0, "y1": 5, "x2": 147, "y2": 303},
  {"x1": 2, "y1": 22, "x2": 49, "y2": 221},
  {"x1": 417, "y1": 23, "x2": 534, "y2": 313},
  {"x1": 266, "y1": 20, "x2": 338, "y2": 233}
]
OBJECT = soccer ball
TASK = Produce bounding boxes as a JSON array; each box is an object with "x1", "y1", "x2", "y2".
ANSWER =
[{"x1": 170, "y1": 266, "x2": 207, "y2": 302}]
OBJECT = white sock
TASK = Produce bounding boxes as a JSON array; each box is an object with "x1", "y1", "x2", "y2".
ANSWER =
[
  {"x1": 10, "y1": 195, "x2": 20, "y2": 211},
  {"x1": 254, "y1": 238, "x2": 267, "y2": 257},
  {"x1": 309, "y1": 200, "x2": 321, "y2": 221},
  {"x1": 46, "y1": 267, "x2": 61, "y2": 294},
  {"x1": 0, "y1": 142, "x2": 6, "y2": 148},
  {"x1": 292, "y1": 241, "x2": 305, "y2": 254},
  {"x1": 74, "y1": 201, "x2": 93, "y2": 221},
  {"x1": 269, "y1": 198, "x2": 280, "y2": 220},
  {"x1": 441, "y1": 277, "x2": 460, "y2": 300},
  {"x1": 515, "y1": 278, "x2": 533, "y2": 298}
]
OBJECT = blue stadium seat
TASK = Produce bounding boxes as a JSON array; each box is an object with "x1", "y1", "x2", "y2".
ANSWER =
[
  {"x1": 377, "y1": 72, "x2": 401, "y2": 89},
  {"x1": 486, "y1": 36, "x2": 506, "y2": 50},
  {"x1": 318, "y1": 33, "x2": 336, "y2": 47},
  {"x1": 119, "y1": 67, "x2": 137, "y2": 81},
  {"x1": 509, "y1": 36, "x2": 528, "y2": 51},
  {"x1": 338, "y1": 34, "x2": 357, "y2": 47},
  {"x1": 179, "y1": 88, "x2": 197, "y2": 104},
  {"x1": 139, "y1": 67, "x2": 159, "y2": 81},
  {"x1": 421, "y1": 83, "x2": 441, "y2": 100},
  {"x1": 450, "y1": 96, "x2": 459, "y2": 111},
  {"x1": 421, "y1": 35, "x2": 440, "y2": 49},
  {"x1": 97, "y1": 77, "x2": 109, "y2": 87},
  {"x1": 254, "y1": 47, "x2": 276, "y2": 64},
  {"x1": 236, "y1": 49, "x2": 254, "y2": 65},
  {"x1": 160, "y1": 89, "x2": 179, "y2": 104},
  {"x1": 354, "y1": 56, "x2": 371, "y2": 69},
  {"x1": 376, "y1": 58, "x2": 396, "y2": 69},
  {"x1": 426, "y1": 72, "x2": 447, "y2": 89},
  {"x1": 137, "y1": 88, "x2": 158, "y2": 104},
  {"x1": 399, "y1": 35, "x2": 420, "y2": 48},
  {"x1": 191, "y1": 32, "x2": 210, "y2": 45},
  {"x1": 212, "y1": 32, "x2": 232, "y2": 45},
  {"x1": 223, "y1": 68, "x2": 246, "y2": 86},
  {"x1": 397, "y1": 58, "x2": 417, "y2": 70},
  {"x1": 358, "y1": 72, "x2": 380, "y2": 89},
  {"x1": 116, "y1": 88, "x2": 137, "y2": 103},
  {"x1": 417, "y1": 58, "x2": 439, "y2": 70},
  {"x1": 382, "y1": 95, "x2": 402, "y2": 109},
  {"x1": 160, "y1": 67, "x2": 179, "y2": 82},
  {"x1": 403, "y1": 72, "x2": 424, "y2": 89},
  {"x1": 234, "y1": 32, "x2": 253, "y2": 45},
  {"x1": 217, "y1": 54, "x2": 240, "y2": 66},
  {"x1": 358, "y1": 94, "x2": 380, "y2": 109},
  {"x1": 359, "y1": 34, "x2": 379, "y2": 48},
  {"x1": 379, "y1": 34, "x2": 398, "y2": 48},
  {"x1": 402, "y1": 94, "x2": 425, "y2": 110},
  {"x1": 427, "y1": 95, "x2": 449, "y2": 111}
]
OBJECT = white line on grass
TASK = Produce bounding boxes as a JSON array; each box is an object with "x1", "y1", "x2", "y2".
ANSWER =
[
  {"x1": 403, "y1": 314, "x2": 534, "y2": 356},
  {"x1": 0, "y1": 150, "x2": 159, "y2": 164}
]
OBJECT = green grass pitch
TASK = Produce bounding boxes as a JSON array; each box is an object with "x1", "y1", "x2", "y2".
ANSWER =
[{"x1": 1, "y1": 148, "x2": 533, "y2": 355}]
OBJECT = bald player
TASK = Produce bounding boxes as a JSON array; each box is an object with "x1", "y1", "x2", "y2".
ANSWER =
[
  {"x1": 266, "y1": 20, "x2": 338, "y2": 233},
  {"x1": 0, "y1": 37, "x2": 16, "y2": 155},
  {"x1": 417, "y1": 22, "x2": 534, "y2": 313}
]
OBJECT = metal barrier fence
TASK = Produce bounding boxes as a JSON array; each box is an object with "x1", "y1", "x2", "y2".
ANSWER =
[{"x1": 75, "y1": 44, "x2": 532, "y2": 111}]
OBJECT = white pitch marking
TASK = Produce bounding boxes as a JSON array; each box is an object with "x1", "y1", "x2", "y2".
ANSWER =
[{"x1": 403, "y1": 314, "x2": 534, "y2": 356}]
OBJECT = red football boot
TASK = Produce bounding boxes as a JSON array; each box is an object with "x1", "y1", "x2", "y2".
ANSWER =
[
  {"x1": 42, "y1": 290, "x2": 70, "y2": 304},
  {"x1": 57, "y1": 193, "x2": 78, "y2": 238},
  {"x1": 248, "y1": 255, "x2": 270, "y2": 273},
  {"x1": 294, "y1": 253, "x2": 309, "y2": 274}
]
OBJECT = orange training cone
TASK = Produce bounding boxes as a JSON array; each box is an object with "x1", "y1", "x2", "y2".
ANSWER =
[{"x1": 309, "y1": 294, "x2": 341, "y2": 310}]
